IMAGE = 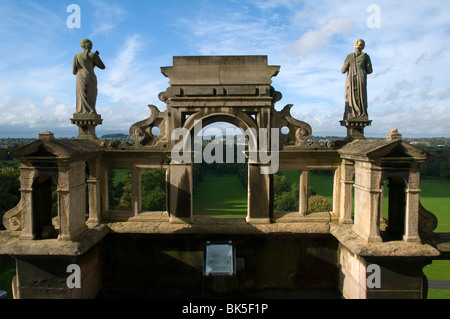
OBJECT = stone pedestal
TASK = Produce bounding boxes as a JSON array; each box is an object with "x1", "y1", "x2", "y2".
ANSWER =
[
  {"x1": 340, "y1": 119, "x2": 372, "y2": 140},
  {"x1": 70, "y1": 113, "x2": 102, "y2": 139}
]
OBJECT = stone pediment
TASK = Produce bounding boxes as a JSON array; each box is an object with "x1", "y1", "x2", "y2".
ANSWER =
[
  {"x1": 338, "y1": 139, "x2": 428, "y2": 162},
  {"x1": 10, "y1": 136, "x2": 105, "y2": 162}
]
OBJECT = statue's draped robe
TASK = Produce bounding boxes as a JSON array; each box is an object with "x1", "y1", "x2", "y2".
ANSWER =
[
  {"x1": 341, "y1": 52, "x2": 372, "y2": 120},
  {"x1": 73, "y1": 52, "x2": 104, "y2": 114}
]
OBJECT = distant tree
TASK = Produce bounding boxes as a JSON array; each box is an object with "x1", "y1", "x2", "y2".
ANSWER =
[
  {"x1": 440, "y1": 157, "x2": 450, "y2": 179},
  {"x1": 274, "y1": 173, "x2": 290, "y2": 197},
  {"x1": 117, "y1": 173, "x2": 132, "y2": 210},
  {"x1": 141, "y1": 169, "x2": 166, "y2": 211},
  {"x1": 308, "y1": 195, "x2": 332, "y2": 212},
  {"x1": 112, "y1": 169, "x2": 166, "y2": 211},
  {"x1": 0, "y1": 167, "x2": 20, "y2": 229},
  {"x1": 274, "y1": 184, "x2": 299, "y2": 212},
  {"x1": 417, "y1": 145, "x2": 450, "y2": 179}
]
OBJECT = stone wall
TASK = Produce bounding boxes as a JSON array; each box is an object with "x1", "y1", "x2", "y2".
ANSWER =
[{"x1": 98, "y1": 233, "x2": 339, "y2": 298}]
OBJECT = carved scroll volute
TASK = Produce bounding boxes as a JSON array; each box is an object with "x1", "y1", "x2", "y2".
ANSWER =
[
  {"x1": 418, "y1": 201, "x2": 438, "y2": 238},
  {"x1": 129, "y1": 104, "x2": 168, "y2": 147},
  {"x1": 3, "y1": 200, "x2": 22, "y2": 231},
  {"x1": 272, "y1": 104, "x2": 312, "y2": 148}
]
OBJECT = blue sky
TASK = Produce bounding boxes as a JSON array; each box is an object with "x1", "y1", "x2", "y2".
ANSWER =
[{"x1": 1, "y1": 0, "x2": 450, "y2": 138}]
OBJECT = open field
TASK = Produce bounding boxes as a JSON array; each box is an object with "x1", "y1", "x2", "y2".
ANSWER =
[{"x1": 193, "y1": 173, "x2": 247, "y2": 218}]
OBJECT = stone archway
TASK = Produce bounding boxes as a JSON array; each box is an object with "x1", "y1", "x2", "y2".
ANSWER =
[{"x1": 189, "y1": 119, "x2": 249, "y2": 219}]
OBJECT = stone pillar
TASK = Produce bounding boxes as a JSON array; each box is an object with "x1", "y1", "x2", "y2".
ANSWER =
[
  {"x1": 339, "y1": 160, "x2": 354, "y2": 224},
  {"x1": 299, "y1": 170, "x2": 309, "y2": 216},
  {"x1": 404, "y1": 168, "x2": 421, "y2": 242},
  {"x1": 332, "y1": 166, "x2": 341, "y2": 219},
  {"x1": 247, "y1": 163, "x2": 272, "y2": 223},
  {"x1": 168, "y1": 162, "x2": 192, "y2": 223},
  {"x1": 18, "y1": 167, "x2": 35, "y2": 240},
  {"x1": 57, "y1": 161, "x2": 88, "y2": 240},
  {"x1": 86, "y1": 161, "x2": 102, "y2": 224},
  {"x1": 351, "y1": 161, "x2": 382, "y2": 242}
]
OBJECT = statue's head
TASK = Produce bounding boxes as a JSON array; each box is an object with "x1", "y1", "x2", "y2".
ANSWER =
[
  {"x1": 354, "y1": 39, "x2": 365, "y2": 51},
  {"x1": 80, "y1": 39, "x2": 93, "y2": 50}
]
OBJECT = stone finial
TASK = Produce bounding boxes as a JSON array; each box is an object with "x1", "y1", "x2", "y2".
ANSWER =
[
  {"x1": 386, "y1": 128, "x2": 402, "y2": 141},
  {"x1": 38, "y1": 131, "x2": 54, "y2": 140}
]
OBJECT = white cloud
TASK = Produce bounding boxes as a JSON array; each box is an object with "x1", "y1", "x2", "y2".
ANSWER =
[
  {"x1": 89, "y1": 0, "x2": 126, "y2": 38},
  {"x1": 99, "y1": 34, "x2": 166, "y2": 107},
  {"x1": 0, "y1": 97, "x2": 74, "y2": 137},
  {"x1": 286, "y1": 18, "x2": 355, "y2": 56}
]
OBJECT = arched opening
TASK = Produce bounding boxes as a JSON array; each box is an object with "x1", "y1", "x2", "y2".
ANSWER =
[
  {"x1": 32, "y1": 175, "x2": 57, "y2": 239},
  {"x1": 381, "y1": 175, "x2": 407, "y2": 241},
  {"x1": 192, "y1": 120, "x2": 249, "y2": 219}
]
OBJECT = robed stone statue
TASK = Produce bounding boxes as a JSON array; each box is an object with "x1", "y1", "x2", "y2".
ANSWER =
[
  {"x1": 73, "y1": 39, "x2": 105, "y2": 114},
  {"x1": 341, "y1": 39, "x2": 372, "y2": 120}
]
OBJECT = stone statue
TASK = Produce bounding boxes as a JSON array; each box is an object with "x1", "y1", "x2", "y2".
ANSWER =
[
  {"x1": 341, "y1": 39, "x2": 372, "y2": 120},
  {"x1": 72, "y1": 39, "x2": 105, "y2": 114}
]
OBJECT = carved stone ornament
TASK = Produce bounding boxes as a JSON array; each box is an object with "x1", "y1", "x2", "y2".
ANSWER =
[
  {"x1": 129, "y1": 104, "x2": 168, "y2": 147},
  {"x1": 3, "y1": 200, "x2": 22, "y2": 231},
  {"x1": 272, "y1": 104, "x2": 312, "y2": 148}
]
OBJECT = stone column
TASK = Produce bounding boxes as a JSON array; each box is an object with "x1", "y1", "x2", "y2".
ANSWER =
[
  {"x1": 332, "y1": 166, "x2": 341, "y2": 219},
  {"x1": 339, "y1": 160, "x2": 354, "y2": 224},
  {"x1": 168, "y1": 162, "x2": 192, "y2": 223},
  {"x1": 86, "y1": 161, "x2": 102, "y2": 224},
  {"x1": 247, "y1": 163, "x2": 272, "y2": 223},
  {"x1": 404, "y1": 168, "x2": 421, "y2": 242},
  {"x1": 18, "y1": 167, "x2": 35, "y2": 240},
  {"x1": 351, "y1": 161, "x2": 382, "y2": 242},
  {"x1": 57, "y1": 161, "x2": 88, "y2": 240},
  {"x1": 299, "y1": 170, "x2": 309, "y2": 216}
]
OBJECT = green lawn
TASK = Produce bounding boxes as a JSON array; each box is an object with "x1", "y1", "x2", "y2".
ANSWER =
[
  {"x1": 418, "y1": 179, "x2": 450, "y2": 232},
  {"x1": 193, "y1": 173, "x2": 247, "y2": 218},
  {"x1": 420, "y1": 179, "x2": 450, "y2": 299}
]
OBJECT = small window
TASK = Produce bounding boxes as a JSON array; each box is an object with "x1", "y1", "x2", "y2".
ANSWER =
[
  {"x1": 108, "y1": 169, "x2": 132, "y2": 210},
  {"x1": 140, "y1": 169, "x2": 167, "y2": 212}
]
